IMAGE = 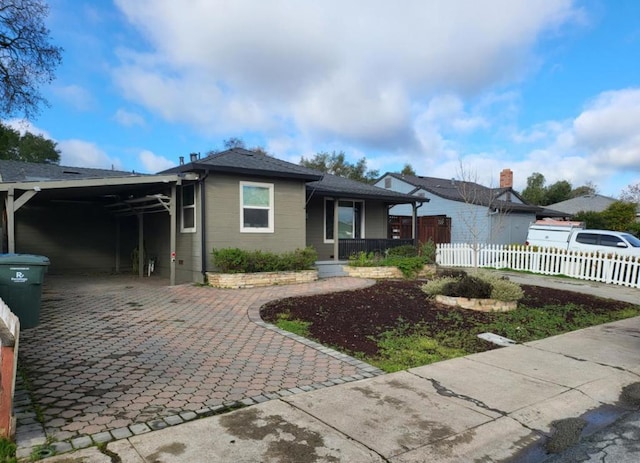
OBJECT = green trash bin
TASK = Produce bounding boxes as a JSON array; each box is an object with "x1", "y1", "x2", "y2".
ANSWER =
[{"x1": 0, "y1": 254, "x2": 50, "y2": 329}]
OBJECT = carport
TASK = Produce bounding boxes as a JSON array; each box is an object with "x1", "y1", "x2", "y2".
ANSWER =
[{"x1": 0, "y1": 172, "x2": 198, "y2": 286}]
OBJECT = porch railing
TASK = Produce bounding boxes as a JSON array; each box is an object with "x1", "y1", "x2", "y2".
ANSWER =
[{"x1": 339, "y1": 239, "x2": 414, "y2": 259}]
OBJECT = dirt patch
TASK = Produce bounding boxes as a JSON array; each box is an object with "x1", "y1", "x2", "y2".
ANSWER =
[{"x1": 260, "y1": 280, "x2": 634, "y2": 357}]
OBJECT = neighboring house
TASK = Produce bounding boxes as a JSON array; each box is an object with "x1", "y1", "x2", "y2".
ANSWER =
[
  {"x1": 547, "y1": 194, "x2": 618, "y2": 216},
  {"x1": 0, "y1": 149, "x2": 422, "y2": 285},
  {"x1": 375, "y1": 169, "x2": 557, "y2": 245}
]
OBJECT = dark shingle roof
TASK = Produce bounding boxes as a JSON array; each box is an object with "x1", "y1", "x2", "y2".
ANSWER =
[
  {"x1": 307, "y1": 173, "x2": 424, "y2": 203},
  {"x1": 160, "y1": 148, "x2": 323, "y2": 181},
  {"x1": 385, "y1": 173, "x2": 540, "y2": 212},
  {"x1": 0, "y1": 159, "x2": 140, "y2": 183}
]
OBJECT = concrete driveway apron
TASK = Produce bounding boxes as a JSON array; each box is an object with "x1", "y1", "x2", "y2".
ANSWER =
[{"x1": 15, "y1": 275, "x2": 382, "y2": 451}]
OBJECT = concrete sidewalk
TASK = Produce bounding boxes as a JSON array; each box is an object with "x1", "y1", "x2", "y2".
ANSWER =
[{"x1": 36, "y1": 274, "x2": 640, "y2": 463}]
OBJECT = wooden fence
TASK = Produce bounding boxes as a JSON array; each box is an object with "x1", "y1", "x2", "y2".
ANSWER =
[{"x1": 436, "y1": 243, "x2": 640, "y2": 289}]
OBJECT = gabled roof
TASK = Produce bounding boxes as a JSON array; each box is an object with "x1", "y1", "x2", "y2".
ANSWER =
[
  {"x1": 546, "y1": 194, "x2": 617, "y2": 215},
  {"x1": 160, "y1": 148, "x2": 323, "y2": 181},
  {"x1": 383, "y1": 172, "x2": 539, "y2": 212},
  {"x1": 0, "y1": 159, "x2": 140, "y2": 183},
  {"x1": 307, "y1": 173, "x2": 424, "y2": 203}
]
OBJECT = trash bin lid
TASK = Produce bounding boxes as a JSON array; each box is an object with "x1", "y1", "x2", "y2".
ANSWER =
[{"x1": 0, "y1": 254, "x2": 50, "y2": 265}]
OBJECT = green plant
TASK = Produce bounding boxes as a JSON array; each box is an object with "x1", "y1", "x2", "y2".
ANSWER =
[
  {"x1": 421, "y1": 277, "x2": 459, "y2": 296},
  {"x1": 420, "y1": 239, "x2": 437, "y2": 264},
  {"x1": 0, "y1": 438, "x2": 16, "y2": 463},
  {"x1": 384, "y1": 256, "x2": 427, "y2": 278},
  {"x1": 275, "y1": 313, "x2": 312, "y2": 337},
  {"x1": 212, "y1": 247, "x2": 318, "y2": 273},
  {"x1": 442, "y1": 275, "x2": 492, "y2": 299},
  {"x1": 437, "y1": 268, "x2": 467, "y2": 278},
  {"x1": 348, "y1": 251, "x2": 380, "y2": 267},
  {"x1": 474, "y1": 271, "x2": 524, "y2": 302},
  {"x1": 387, "y1": 245, "x2": 418, "y2": 258},
  {"x1": 372, "y1": 326, "x2": 466, "y2": 372}
]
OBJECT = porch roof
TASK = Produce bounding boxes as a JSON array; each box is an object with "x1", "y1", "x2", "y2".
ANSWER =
[{"x1": 307, "y1": 173, "x2": 425, "y2": 203}]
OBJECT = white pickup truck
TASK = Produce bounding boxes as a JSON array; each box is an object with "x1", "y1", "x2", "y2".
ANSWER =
[{"x1": 526, "y1": 220, "x2": 640, "y2": 257}]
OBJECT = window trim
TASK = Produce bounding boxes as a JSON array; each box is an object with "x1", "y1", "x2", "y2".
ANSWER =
[
  {"x1": 180, "y1": 183, "x2": 196, "y2": 233},
  {"x1": 240, "y1": 181, "x2": 274, "y2": 233},
  {"x1": 324, "y1": 198, "x2": 365, "y2": 243}
]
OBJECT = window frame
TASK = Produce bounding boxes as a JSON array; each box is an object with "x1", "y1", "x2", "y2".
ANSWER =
[
  {"x1": 240, "y1": 181, "x2": 274, "y2": 233},
  {"x1": 324, "y1": 198, "x2": 365, "y2": 243},
  {"x1": 180, "y1": 183, "x2": 196, "y2": 233}
]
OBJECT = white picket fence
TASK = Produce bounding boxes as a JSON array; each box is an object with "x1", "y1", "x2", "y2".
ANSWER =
[{"x1": 436, "y1": 243, "x2": 640, "y2": 289}]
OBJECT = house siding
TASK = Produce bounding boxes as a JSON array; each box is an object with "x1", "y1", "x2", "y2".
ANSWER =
[
  {"x1": 14, "y1": 203, "x2": 136, "y2": 273},
  {"x1": 205, "y1": 174, "x2": 307, "y2": 271},
  {"x1": 306, "y1": 197, "x2": 390, "y2": 260}
]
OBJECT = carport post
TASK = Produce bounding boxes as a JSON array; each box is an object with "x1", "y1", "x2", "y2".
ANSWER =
[
  {"x1": 6, "y1": 188, "x2": 15, "y2": 253},
  {"x1": 170, "y1": 184, "x2": 176, "y2": 286},
  {"x1": 138, "y1": 213, "x2": 144, "y2": 278}
]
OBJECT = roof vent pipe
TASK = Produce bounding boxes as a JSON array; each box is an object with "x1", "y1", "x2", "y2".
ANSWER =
[
  {"x1": 190, "y1": 152, "x2": 198, "y2": 162},
  {"x1": 179, "y1": 156, "x2": 184, "y2": 165}
]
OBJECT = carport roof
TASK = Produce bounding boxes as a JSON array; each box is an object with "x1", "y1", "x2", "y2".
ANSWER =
[{"x1": 0, "y1": 159, "x2": 142, "y2": 182}]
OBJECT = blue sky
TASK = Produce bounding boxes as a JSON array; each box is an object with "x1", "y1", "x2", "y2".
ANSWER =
[{"x1": 6, "y1": 0, "x2": 640, "y2": 197}]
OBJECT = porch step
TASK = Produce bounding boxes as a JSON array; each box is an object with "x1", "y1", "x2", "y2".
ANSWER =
[{"x1": 314, "y1": 261, "x2": 348, "y2": 278}]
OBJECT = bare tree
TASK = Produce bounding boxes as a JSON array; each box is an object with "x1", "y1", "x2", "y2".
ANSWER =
[
  {"x1": 0, "y1": 0, "x2": 63, "y2": 119},
  {"x1": 455, "y1": 163, "x2": 512, "y2": 268}
]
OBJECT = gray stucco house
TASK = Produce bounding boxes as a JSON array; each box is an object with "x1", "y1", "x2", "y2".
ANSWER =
[{"x1": 0, "y1": 149, "x2": 422, "y2": 284}]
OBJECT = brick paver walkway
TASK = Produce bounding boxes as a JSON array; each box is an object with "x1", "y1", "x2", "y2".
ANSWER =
[{"x1": 15, "y1": 275, "x2": 381, "y2": 454}]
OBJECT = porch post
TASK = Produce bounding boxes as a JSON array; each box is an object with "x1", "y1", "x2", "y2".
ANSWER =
[
  {"x1": 115, "y1": 219, "x2": 120, "y2": 273},
  {"x1": 137, "y1": 214, "x2": 144, "y2": 278},
  {"x1": 412, "y1": 203, "x2": 418, "y2": 245},
  {"x1": 170, "y1": 184, "x2": 177, "y2": 286},
  {"x1": 333, "y1": 198, "x2": 339, "y2": 261},
  {"x1": 5, "y1": 189, "x2": 15, "y2": 254}
]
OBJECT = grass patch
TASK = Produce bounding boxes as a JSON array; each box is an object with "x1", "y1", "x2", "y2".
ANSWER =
[
  {"x1": 275, "y1": 313, "x2": 312, "y2": 337},
  {"x1": 0, "y1": 438, "x2": 16, "y2": 463},
  {"x1": 370, "y1": 326, "x2": 467, "y2": 372}
]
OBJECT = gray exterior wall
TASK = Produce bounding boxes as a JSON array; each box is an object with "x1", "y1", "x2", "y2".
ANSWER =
[
  {"x1": 203, "y1": 174, "x2": 307, "y2": 272},
  {"x1": 175, "y1": 182, "x2": 202, "y2": 284},
  {"x1": 306, "y1": 196, "x2": 390, "y2": 260},
  {"x1": 13, "y1": 202, "x2": 136, "y2": 274}
]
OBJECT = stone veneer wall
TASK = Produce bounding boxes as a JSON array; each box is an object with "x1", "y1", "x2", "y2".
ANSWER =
[
  {"x1": 207, "y1": 270, "x2": 318, "y2": 289},
  {"x1": 343, "y1": 264, "x2": 437, "y2": 279},
  {"x1": 435, "y1": 295, "x2": 517, "y2": 312}
]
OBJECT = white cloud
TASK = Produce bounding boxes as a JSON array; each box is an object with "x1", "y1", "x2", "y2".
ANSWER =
[
  {"x1": 3, "y1": 119, "x2": 52, "y2": 138},
  {"x1": 114, "y1": 109, "x2": 145, "y2": 127},
  {"x1": 111, "y1": 0, "x2": 580, "y2": 145},
  {"x1": 58, "y1": 139, "x2": 123, "y2": 170},
  {"x1": 139, "y1": 150, "x2": 174, "y2": 173},
  {"x1": 573, "y1": 88, "x2": 640, "y2": 169}
]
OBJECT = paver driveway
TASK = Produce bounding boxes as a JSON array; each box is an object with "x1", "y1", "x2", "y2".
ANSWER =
[{"x1": 16, "y1": 275, "x2": 381, "y2": 449}]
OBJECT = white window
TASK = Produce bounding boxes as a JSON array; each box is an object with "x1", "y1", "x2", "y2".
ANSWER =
[
  {"x1": 240, "y1": 181, "x2": 274, "y2": 233},
  {"x1": 324, "y1": 199, "x2": 364, "y2": 243},
  {"x1": 181, "y1": 184, "x2": 196, "y2": 233}
]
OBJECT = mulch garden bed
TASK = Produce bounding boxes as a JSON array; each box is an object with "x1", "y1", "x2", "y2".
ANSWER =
[{"x1": 260, "y1": 280, "x2": 633, "y2": 357}]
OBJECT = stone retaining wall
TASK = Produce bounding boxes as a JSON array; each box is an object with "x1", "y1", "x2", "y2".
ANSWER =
[
  {"x1": 435, "y1": 294, "x2": 517, "y2": 312},
  {"x1": 207, "y1": 270, "x2": 318, "y2": 289},
  {"x1": 343, "y1": 264, "x2": 437, "y2": 279}
]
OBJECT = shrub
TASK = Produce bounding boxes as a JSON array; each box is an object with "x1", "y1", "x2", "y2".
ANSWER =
[
  {"x1": 348, "y1": 251, "x2": 429, "y2": 278},
  {"x1": 475, "y1": 271, "x2": 524, "y2": 302},
  {"x1": 420, "y1": 239, "x2": 437, "y2": 264},
  {"x1": 437, "y1": 268, "x2": 467, "y2": 279},
  {"x1": 421, "y1": 277, "x2": 459, "y2": 296},
  {"x1": 387, "y1": 245, "x2": 418, "y2": 258},
  {"x1": 212, "y1": 247, "x2": 318, "y2": 273},
  {"x1": 442, "y1": 275, "x2": 492, "y2": 299},
  {"x1": 422, "y1": 270, "x2": 524, "y2": 302}
]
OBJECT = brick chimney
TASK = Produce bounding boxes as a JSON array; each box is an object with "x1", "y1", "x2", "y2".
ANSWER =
[{"x1": 500, "y1": 168, "x2": 513, "y2": 188}]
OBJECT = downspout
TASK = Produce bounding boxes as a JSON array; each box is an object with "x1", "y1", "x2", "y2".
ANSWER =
[{"x1": 200, "y1": 172, "x2": 210, "y2": 280}]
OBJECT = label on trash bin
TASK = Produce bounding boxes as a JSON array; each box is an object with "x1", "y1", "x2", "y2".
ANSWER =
[{"x1": 9, "y1": 268, "x2": 29, "y2": 283}]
